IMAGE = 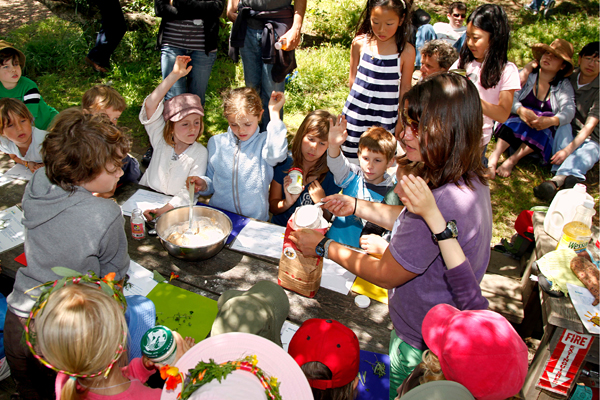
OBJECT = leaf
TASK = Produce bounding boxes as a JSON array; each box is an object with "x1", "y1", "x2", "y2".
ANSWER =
[
  {"x1": 99, "y1": 281, "x2": 114, "y2": 298},
  {"x1": 51, "y1": 266, "x2": 82, "y2": 277}
]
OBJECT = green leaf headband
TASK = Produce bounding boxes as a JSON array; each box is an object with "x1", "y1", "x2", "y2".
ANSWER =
[
  {"x1": 179, "y1": 355, "x2": 282, "y2": 400},
  {"x1": 24, "y1": 268, "x2": 129, "y2": 379}
]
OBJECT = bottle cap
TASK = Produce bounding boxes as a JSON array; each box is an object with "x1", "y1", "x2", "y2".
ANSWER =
[
  {"x1": 141, "y1": 326, "x2": 175, "y2": 361},
  {"x1": 355, "y1": 295, "x2": 370, "y2": 308}
]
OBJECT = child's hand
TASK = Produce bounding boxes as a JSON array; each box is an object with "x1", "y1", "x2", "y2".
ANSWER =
[
  {"x1": 142, "y1": 356, "x2": 157, "y2": 370},
  {"x1": 308, "y1": 180, "x2": 325, "y2": 204},
  {"x1": 283, "y1": 175, "x2": 303, "y2": 205},
  {"x1": 268, "y1": 91, "x2": 285, "y2": 114},
  {"x1": 172, "y1": 55, "x2": 193, "y2": 79},
  {"x1": 400, "y1": 175, "x2": 439, "y2": 222},
  {"x1": 328, "y1": 115, "x2": 348, "y2": 148},
  {"x1": 27, "y1": 162, "x2": 43, "y2": 173},
  {"x1": 360, "y1": 234, "x2": 389, "y2": 257},
  {"x1": 173, "y1": 331, "x2": 196, "y2": 364},
  {"x1": 143, "y1": 203, "x2": 174, "y2": 221},
  {"x1": 186, "y1": 176, "x2": 206, "y2": 192}
]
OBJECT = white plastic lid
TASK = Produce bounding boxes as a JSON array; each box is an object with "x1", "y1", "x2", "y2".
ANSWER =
[
  {"x1": 574, "y1": 183, "x2": 587, "y2": 193},
  {"x1": 355, "y1": 295, "x2": 370, "y2": 308}
]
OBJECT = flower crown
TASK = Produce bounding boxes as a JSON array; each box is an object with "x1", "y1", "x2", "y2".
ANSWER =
[
  {"x1": 24, "y1": 267, "x2": 129, "y2": 379},
  {"x1": 173, "y1": 355, "x2": 282, "y2": 400}
]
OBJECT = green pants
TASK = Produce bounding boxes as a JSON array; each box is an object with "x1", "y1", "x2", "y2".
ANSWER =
[{"x1": 389, "y1": 330, "x2": 424, "y2": 400}]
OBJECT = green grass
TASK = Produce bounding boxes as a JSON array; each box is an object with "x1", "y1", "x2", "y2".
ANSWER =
[{"x1": 1, "y1": 0, "x2": 598, "y2": 244}]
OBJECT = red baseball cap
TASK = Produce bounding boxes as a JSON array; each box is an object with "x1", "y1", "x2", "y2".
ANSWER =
[
  {"x1": 422, "y1": 304, "x2": 528, "y2": 400},
  {"x1": 288, "y1": 319, "x2": 360, "y2": 390}
]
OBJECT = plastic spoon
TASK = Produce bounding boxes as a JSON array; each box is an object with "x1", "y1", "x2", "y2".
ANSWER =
[{"x1": 182, "y1": 181, "x2": 195, "y2": 240}]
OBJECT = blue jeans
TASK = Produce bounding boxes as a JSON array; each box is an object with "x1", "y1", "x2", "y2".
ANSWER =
[
  {"x1": 240, "y1": 28, "x2": 285, "y2": 131},
  {"x1": 552, "y1": 124, "x2": 600, "y2": 180},
  {"x1": 528, "y1": 0, "x2": 552, "y2": 10},
  {"x1": 414, "y1": 24, "x2": 437, "y2": 68},
  {"x1": 161, "y1": 45, "x2": 217, "y2": 104}
]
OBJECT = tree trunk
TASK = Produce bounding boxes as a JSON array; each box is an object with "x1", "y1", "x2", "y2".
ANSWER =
[{"x1": 33, "y1": 0, "x2": 156, "y2": 30}]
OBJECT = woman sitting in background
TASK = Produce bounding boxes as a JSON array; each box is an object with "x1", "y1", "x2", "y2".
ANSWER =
[{"x1": 488, "y1": 39, "x2": 575, "y2": 178}]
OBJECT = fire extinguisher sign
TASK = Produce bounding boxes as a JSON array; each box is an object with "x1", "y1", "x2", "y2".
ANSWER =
[{"x1": 537, "y1": 329, "x2": 593, "y2": 395}]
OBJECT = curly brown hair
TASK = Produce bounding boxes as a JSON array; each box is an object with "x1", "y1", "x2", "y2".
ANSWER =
[
  {"x1": 289, "y1": 110, "x2": 333, "y2": 183},
  {"x1": 42, "y1": 108, "x2": 131, "y2": 193}
]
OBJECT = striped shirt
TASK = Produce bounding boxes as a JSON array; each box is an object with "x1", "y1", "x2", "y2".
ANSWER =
[{"x1": 162, "y1": 20, "x2": 205, "y2": 52}]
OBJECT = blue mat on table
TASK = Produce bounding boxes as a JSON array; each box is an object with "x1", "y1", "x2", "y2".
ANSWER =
[
  {"x1": 358, "y1": 349, "x2": 390, "y2": 400},
  {"x1": 196, "y1": 203, "x2": 251, "y2": 245}
]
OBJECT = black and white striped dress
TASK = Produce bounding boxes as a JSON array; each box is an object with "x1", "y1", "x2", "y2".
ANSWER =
[{"x1": 342, "y1": 47, "x2": 400, "y2": 162}]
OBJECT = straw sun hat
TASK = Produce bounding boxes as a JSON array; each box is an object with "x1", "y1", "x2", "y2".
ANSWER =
[{"x1": 531, "y1": 38, "x2": 575, "y2": 77}]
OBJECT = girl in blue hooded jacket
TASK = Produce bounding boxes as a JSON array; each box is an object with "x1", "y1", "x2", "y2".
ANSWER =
[{"x1": 192, "y1": 87, "x2": 287, "y2": 221}]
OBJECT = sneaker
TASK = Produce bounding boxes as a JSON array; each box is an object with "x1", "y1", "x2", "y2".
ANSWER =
[
  {"x1": 523, "y1": 3, "x2": 538, "y2": 13},
  {"x1": 563, "y1": 175, "x2": 584, "y2": 189},
  {"x1": 544, "y1": 0, "x2": 555, "y2": 17},
  {"x1": 533, "y1": 180, "x2": 559, "y2": 202},
  {"x1": 84, "y1": 57, "x2": 109, "y2": 73},
  {"x1": 142, "y1": 147, "x2": 153, "y2": 168}
]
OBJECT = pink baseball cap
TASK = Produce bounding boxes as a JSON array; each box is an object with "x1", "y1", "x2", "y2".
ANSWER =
[
  {"x1": 422, "y1": 304, "x2": 528, "y2": 400},
  {"x1": 163, "y1": 93, "x2": 204, "y2": 122},
  {"x1": 288, "y1": 318, "x2": 360, "y2": 390}
]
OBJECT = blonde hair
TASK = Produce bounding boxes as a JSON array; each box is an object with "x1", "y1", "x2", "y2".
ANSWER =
[
  {"x1": 290, "y1": 110, "x2": 333, "y2": 182},
  {"x1": 358, "y1": 126, "x2": 397, "y2": 162},
  {"x1": 0, "y1": 98, "x2": 34, "y2": 136},
  {"x1": 419, "y1": 350, "x2": 446, "y2": 385},
  {"x1": 222, "y1": 87, "x2": 263, "y2": 122},
  {"x1": 36, "y1": 284, "x2": 129, "y2": 400},
  {"x1": 82, "y1": 85, "x2": 127, "y2": 113}
]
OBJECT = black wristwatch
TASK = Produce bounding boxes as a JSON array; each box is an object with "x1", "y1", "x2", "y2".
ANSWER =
[
  {"x1": 316, "y1": 238, "x2": 333, "y2": 258},
  {"x1": 432, "y1": 220, "x2": 458, "y2": 242}
]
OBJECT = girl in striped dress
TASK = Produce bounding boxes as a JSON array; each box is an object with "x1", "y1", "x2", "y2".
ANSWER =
[{"x1": 341, "y1": 0, "x2": 415, "y2": 163}]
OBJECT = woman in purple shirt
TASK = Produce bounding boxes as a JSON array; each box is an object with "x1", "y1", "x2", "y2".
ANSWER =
[{"x1": 290, "y1": 73, "x2": 492, "y2": 400}]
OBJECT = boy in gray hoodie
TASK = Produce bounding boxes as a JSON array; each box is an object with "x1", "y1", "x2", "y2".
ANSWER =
[{"x1": 4, "y1": 108, "x2": 131, "y2": 400}]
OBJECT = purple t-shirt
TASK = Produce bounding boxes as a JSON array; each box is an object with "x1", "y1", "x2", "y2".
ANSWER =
[{"x1": 388, "y1": 177, "x2": 492, "y2": 350}]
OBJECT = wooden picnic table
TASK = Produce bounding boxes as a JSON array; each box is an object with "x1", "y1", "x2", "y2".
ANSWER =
[{"x1": 0, "y1": 154, "x2": 391, "y2": 354}]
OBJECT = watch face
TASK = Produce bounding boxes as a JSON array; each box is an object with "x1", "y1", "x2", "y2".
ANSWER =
[{"x1": 449, "y1": 220, "x2": 458, "y2": 237}]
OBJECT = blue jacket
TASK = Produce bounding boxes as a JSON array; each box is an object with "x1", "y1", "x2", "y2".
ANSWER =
[{"x1": 198, "y1": 119, "x2": 288, "y2": 221}]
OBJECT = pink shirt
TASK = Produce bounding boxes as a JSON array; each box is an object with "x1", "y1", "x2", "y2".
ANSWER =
[
  {"x1": 452, "y1": 60, "x2": 521, "y2": 145},
  {"x1": 55, "y1": 358, "x2": 160, "y2": 400}
]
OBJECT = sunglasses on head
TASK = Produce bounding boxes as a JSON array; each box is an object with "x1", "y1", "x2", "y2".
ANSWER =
[
  {"x1": 452, "y1": 13, "x2": 466, "y2": 18},
  {"x1": 401, "y1": 111, "x2": 419, "y2": 137}
]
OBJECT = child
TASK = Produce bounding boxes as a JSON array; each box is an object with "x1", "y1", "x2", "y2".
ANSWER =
[
  {"x1": 4, "y1": 108, "x2": 131, "y2": 399},
  {"x1": 326, "y1": 117, "x2": 396, "y2": 248},
  {"x1": 452, "y1": 5, "x2": 520, "y2": 155},
  {"x1": 359, "y1": 155, "x2": 423, "y2": 257},
  {"x1": 139, "y1": 56, "x2": 208, "y2": 219},
  {"x1": 0, "y1": 98, "x2": 46, "y2": 172},
  {"x1": 193, "y1": 87, "x2": 287, "y2": 221},
  {"x1": 269, "y1": 110, "x2": 341, "y2": 226},
  {"x1": 34, "y1": 281, "x2": 193, "y2": 399},
  {"x1": 341, "y1": 0, "x2": 415, "y2": 162},
  {"x1": 396, "y1": 304, "x2": 528, "y2": 399},
  {"x1": 82, "y1": 85, "x2": 142, "y2": 196},
  {"x1": 288, "y1": 318, "x2": 360, "y2": 400},
  {"x1": 0, "y1": 41, "x2": 58, "y2": 130}
]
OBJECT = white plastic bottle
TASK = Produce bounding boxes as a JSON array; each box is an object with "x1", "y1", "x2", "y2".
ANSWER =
[
  {"x1": 131, "y1": 208, "x2": 146, "y2": 240},
  {"x1": 544, "y1": 184, "x2": 594, "y2": 241}
]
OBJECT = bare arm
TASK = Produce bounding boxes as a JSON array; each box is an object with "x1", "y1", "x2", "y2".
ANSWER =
[
  {"x1": 399, "y1": 43, "x2": 415, "y2": 101},
  {"x1": 278, "y1": 0, "x2": 306, "y2": 50},
  {"x1": 269, "y1": 177, "x2": 301, "y2": 215},
  {"x1": 145, "y1": 56, "x2": 192, "y2": 118},
  {"x1": 481, "y1": 89, "x2": 516, "y2": 124},
  {"x1": 348, "y1": 37, "x2": 363, "y2": 88},
  {"x1": 322, "y1": 193, "x2": 403, "y2": 232},
  {"x1": 226, "y1": 0, "x2": 239, "y2": 21},
  {"x1": 552, "y1": 116, "x2": 599, "y2": 165}
]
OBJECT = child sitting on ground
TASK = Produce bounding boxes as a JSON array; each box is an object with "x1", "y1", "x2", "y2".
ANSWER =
[
  {"x1": 193, "y1": 87, "x2": 287, "y2": 221},
  {"x1": 4, "y1": 108, "x2": 132, "y2": 399},
  {"x1": 140, "y1": 55, "x2": 208, "y2": 220},
  {"x1": 0, "y1": 98, "x2": 46, "y2": 172},
  {"x1": 326, "y1": 117, "x2": 396, "y2": 247},
  {"x1": 33, "y1": 280, "x2": 193, "y2": 399},
  {"x1": 0, "y1": 41, "x2": 58, "y2": 130},
  {"x1": 82, "y1": 85, "x2": 142, "y2": 197},
  {"x1": 269, "y1": 110, "x2": 341, "y2": 226},
  {"x1": 288, "y1": 318, "x2": 360, "y2": 400}
]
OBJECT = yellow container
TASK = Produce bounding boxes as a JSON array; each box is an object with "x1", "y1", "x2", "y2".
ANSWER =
[{"x1": 556, "y1": 221, "x2": 592, "y2": 253}]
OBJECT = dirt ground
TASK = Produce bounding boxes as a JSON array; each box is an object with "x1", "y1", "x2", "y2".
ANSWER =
[{"x1": 0, "y1": 0, "x2": 52, "y2": 37}]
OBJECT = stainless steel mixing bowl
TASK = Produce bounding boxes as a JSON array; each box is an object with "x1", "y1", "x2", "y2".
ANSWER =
[{"x1": 156, "y1": 206, "x2": 232, "y2": 261}]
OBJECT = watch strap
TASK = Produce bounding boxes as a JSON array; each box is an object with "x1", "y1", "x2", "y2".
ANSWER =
[{"x1": 323, "y1": 239, "x2": 333, "y2": 259}]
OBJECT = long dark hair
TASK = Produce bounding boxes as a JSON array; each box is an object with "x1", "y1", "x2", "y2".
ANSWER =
[
  {"x1": 401, "y1": 73, "x2": 487, "y2": 189},
  {"x1": 355, "y1": 0, "x2": 412, "y2": 54},
  {"x1": 289, "y1": 110, "x2": 332, "y2": 183},
  {"x1": 458, "y1": 4, "x2": 510, "y2": 89}
]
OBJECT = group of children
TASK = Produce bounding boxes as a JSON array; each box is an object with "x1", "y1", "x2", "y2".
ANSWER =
[{"x1": 0, "y1": 0, "x2": 595, "y2": 399}]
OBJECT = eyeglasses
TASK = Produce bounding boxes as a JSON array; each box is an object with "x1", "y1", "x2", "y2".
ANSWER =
[
  {"x1": 581, "y1": 56, "x2": 600, "y2": 65},
  {"x1": 452, "y1": 13, "x2": 466, "y2": 18},
  {"x1": 400, "y1": 112, "x2": 419, "y2": 138}
]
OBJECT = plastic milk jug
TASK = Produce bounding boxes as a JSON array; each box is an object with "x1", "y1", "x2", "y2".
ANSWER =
[
  {"x1": 544, "y1": 184, "x2": 593, "y2": 241},
  {"x1": 556, "y1": 200, "x2": 596, "y2": 253}
]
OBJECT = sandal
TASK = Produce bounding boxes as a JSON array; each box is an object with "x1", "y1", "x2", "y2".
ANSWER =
[{"x1": 533, "y1": 180, "x2": 558, "y2": 202}]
